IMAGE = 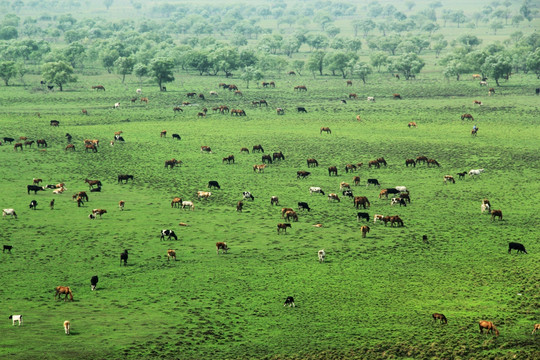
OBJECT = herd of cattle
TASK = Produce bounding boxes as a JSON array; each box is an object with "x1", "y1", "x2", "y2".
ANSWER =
[{"x1": 2, "y1": 79, "x2": 535, "y2": 342}]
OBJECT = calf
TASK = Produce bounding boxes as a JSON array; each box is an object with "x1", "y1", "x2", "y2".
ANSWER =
[
  {"x1": 64, "y1": 320, "x2": 70, "y2": 335},
  {"x1": 9, "y1": 315, "x2": 23, "y2": 326},
  {"x1": 357, "y1": 212, "x2": 370, "y2": 222},
  {"x1": 318, "y1": 249, "x2": 325, "y2": 263},
  {"x1": 508, "y1": 242, "x2": 527, "y2": 254},
  {"x1": 90, "y1": 275, "x2": 99, "y2": 291},
  {"x1": 3, "y1": 245, "x2": 13, "y2": 253},
  {"x1": 160, "y1": 230, "x2": 178, "y2": 241},
  {"x1": 283, "y1": 296, "x2": 295, "y2": 307},
  {"x1": 298, "y1": 202, "x2": 311, "y2": 211},
  {"x1": 216, "y1": 242, "x2": 229, "y2": 254}
]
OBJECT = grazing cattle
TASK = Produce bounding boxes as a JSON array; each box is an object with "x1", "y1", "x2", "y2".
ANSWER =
[
  {"x1": 236, "y1": 201, "x2": 243, "y2": 212},
  {"x1": 367, "y1": 96, "x2": 375, "y2": 102},
  {"x1": 73, "y1": 191, "x2": 88, "y2": 202},
  {"x1": 473, "y1": 100, "x2": 483, "y2": 106},
  {"x1": 14, "y1": 143, "x2": 23, "y2": 151},
  {"x1": 390, "y1": 215, "x2": 404, "y2": 227},
  {"x1": 270, "y1": 196, "x2": 279, "y2": 206},
  {"x1": 356, "y1": 115, "x2": 361, "y2": 121},
  {"x1": 360, "y1": 225, "x2": 370, "y2": 238},
  {"x1": 481, "y1": 203, "x2": 490, "y2": 213},
  {"x1": 114, "y1": 102, "x2": 120, "y2": 109},
  {"x1": 92, "y1": 85, "x2": 105, "y2": 91},
  {"x1": 85, "y1": 144, "x2": 98, "y2": 152},
  {"x1": 118, "y1": 174, "x2": 133, "y2": 184},
  {"x1": 54, "y1": 286, "x2": 73, "y2": 301},
  {"x1": 33, "y1": 178, "x2": 42, "y2": 185},
  {"x1": 283, "y1": 296, "x2": 295, "y2": 307},
  {"x1": 24, "y1": 140, "x2": 35, "y2": 148},
  {"x1": 461, "y1": 113, "x2": 474, "y2": 120},
  {"x1": 479, "y1": 321, "x2": 499, "y2": 336},
  {"x1": 432, "y1": 313, "x2": 448, "y2": 324},
  {"x1": 532, "y1": 324, "x2": 540, "y2": 334},
  {"x1": 242, "y1": 192, "x2": 255, "y2": 201},
  {"x1": 366, "y1": 179, "x2": 380, "y2": 187},
  {"x1": 379, "y1": 189, "x2": 393, "y2": 199},
  {"x1": 488, "y1": 88, "x2": 495, "y2": 96},
  {"x1": 307, "y1": 158, "x2": 319, "y2": 167},
  {"x1": 349, "y1": 93, "x2": 357, "y2": 99},
  {"x1": 427, "y1": 159, "x2": 440, "y2": 167},
  {"x1": 273, "y1": 152, "x2": 285, "y2": 161},
  {"x1": 118, "y1": 200, "x2": 125, "y2": 211},
  {"x1": 456, "y1": 172, "x2": 467, "y2": 180},
  {"x1": 354, "y1": 196, "x2": 370, "y2": 209},
  {"x1": 343, "y1": 190, "x2": 354, "y2": 199},
  {"x1": 344, "y1": 164, "x2": 356, "y2": 173},
  {"x1": 346, "y1": 80, "x2": 352, "y2": 86},
  {"x1": 309, "y1": 187, "x2": 325, "y2": 195},
  {"x1": 173, "y1": 107, "x2": 183, "y2": 113},
  {"x1": 276, "y1": 107, "x2": 285, "y2": 115},
  {"x1": 252, "y1": 144, "x2": 264, "y2": 153},
  {"x1": 197, "y1": 112, "x2": 206, "y2": 117},
  {"x1": 160, "y1": 130, "x2": 167, "y2": 137},
  {"x1": 368, "y1": 160, "x2": 380, "y2": 168},
  {"x1": 393, "y1": 93, "x2": 401, "y2": 99},
  {"x1": 328, "y1": 193, "x2": 340, "y2": 202},
  {"x1": 233, "y1": 91, "x2": 243, "y2": 97},
  {"x1": 165, "y1": 159, "x2": 180, "y2": 169},
  {"x1": 318, "y1": 249, "x2": 325, "y2": 263},
  {"x1": 294, "y1": 85, "x2": 307, "y2": 91},
  {"x1": 92, "y1": 209, "x2": 107, "y2": 218},
  {"x1": 253, "y1": 164, "x2": 266, "y2": 173},
  {"x1": 52, "y1": 187, "x2": 66, "y2": 195},
  {"x1": 27, "y1": 185, "x2": 46, "y2": 194},
  {"x1": 408, "y1": 122, "x2": 417, "y2": 128},
  {"x1": 377, "y1": 157, "x2": 387, "y2": 167},
  {"x1": 171, "y1": 134, "x2": 181, "y2": 141},
  {"x1": 210, "y1": 91, "x2": 218, "y2": 96},
  {"x1": 161, "y1": 229, "x2": 178, "y2": 241},
  {"x1": 50, "y1": 120, "x2": 60, "y2": 126},
  {"x1": 340, "y1": 182, "x2": 351, "y2": 190},
  {"x1": 284, "y1": 210, "x2": 298, "y2": 222},
  {"x1": 223, "y1": 155, "x2": 235, "y2": 164},
  {"x1": 186, "y1": 92, "x2": 196, "y2": 98},
  {"x1": 90, "y1": 276, "x2": 99, "y2": 291},
  {"x1": 85, "y1": 179, "x2": 102, "y2": 189},
  {"x1": 277, "y1": 223, "x2": 292, "y2": 234},
  {"x1": 3, "y1": 245, "x2": 13, "y2": 253},
  {"x1": 228, "y1": 85, "x2": 238, "y2": 91},
  {"x1": 328, "y1": 166, "x2": 338, "y2": 176},
  {"x1": 171, "y1": 197, "x2": 182, "y2": 208},
  {"x1": 405, "y1": 159, "x2": 416, "y2": 167},
  {"x1": 536, "y1": 88, "x2": 540, "y2": 95},
  {"x1": 200, "y1": 146, "x2": 212, "y2": 153},
  {"x1": 399, "y1": 193, "x2": 410, "y2": 203},
  {"x1": 64, "y1": 321, "x2": 70, "y2": 335},
  {"x1": 472, "y1": 74, "x2": 481, "y2": 79},
  {"x1": 298, "y1": 202, "x2": 311, "y2": 211},
  {"x1": 65, "y1": 133, "x2": 72, "y2": 143},
  {"x1": 208, "y1": 181, "x2": 221, "y2": 189},
  {"x1": 29, "y1": 200, "x2": 38, "y2": 210},
  {"x1": 90, "y1": 187, "x2": 101, "y2": 193},
  {"x1": 3, "y1": 137, "x2": 14, "y2": 143},
  {"x1": 320, "y1": 127, "x2": 331, "y2": 134},
  {"x1": 198, "y1": 93, "x2": 205, "y2": 100},
  {"x1": 353, "y1": 176, "x2": 361, "y2": 186},
  {"x1": 471, "y1": 127, "x2": 478, "y2": 136},
  {"x1": 182, "y1": 201, "x2": 194, "y2": 210},
  {"x1": 240, "y1": 147, "x2": 249, "y2": 154},
  {"x1": 340, "y1": 99, "x2": 346, "y2": 104},
  {"x1": 167, "y1": 249, "x2": 176, "y2": 261},
  {"x1": 479, "y1": 81, "x2": 488, "y2": 86},
  {"x1": 136, "y1": 88, "x2": 142, "y2": 94},
  {"x1": 130, "y1": 97, "x2": 137, "y2": 104},
  {"x1": 259, "y1": 99, "x2": 269, "y2": 107},
  {"x1": 288, "y1": 71, "x2": 296, "y2": 75},
  {"x1": 216, "y1": 242, "x2": 229, "y2": 254},
  {"x1": 88, "y1": 213, "x2": 95, "y2": 220},
  {"x1": 197, "y1": 191, "x2": 212, "y2": 200},
  {"x1": 281, "y1": 208, "x2": 294, "y2": 218},
  {"x1": 373, "y1": 214, "x2": 384, "y2": 224},
  {"x1": 391, "y1": 198, "x2": 407, "y2": 207},
  {"x1": 508, "y1": 242, "x2": 527, "y2": 254},
  {"x1": 9, "y1": 315, "x2": 22, "y2": 326},
  {"x1": 416, "y1": 156, "x2": 428, "y2": 164},
  {"x1": 357, "y1": 212, "x2": 369, "y2": 222},
  {"x1": 468, "y1": 169, "x2": 484, "y2": 177},
  {"x1": 261, "y1": 154, "x2": 272, "y2": 164},
  {"x1": 443, "y1": 175, "x2": 455, "y2": 184},
  {"x1": 394, "y1": 186, "x2": 408, "y2": 193},
  {"x1": 120, "y1": 250, "x2": 128, "y2": 266}
]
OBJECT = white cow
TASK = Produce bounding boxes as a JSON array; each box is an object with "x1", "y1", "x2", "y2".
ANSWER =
[
  {"x1": 136, "y1": 89, "x2": 142, "y2": 94},
  {"x1": 64, "y1": 320, "x2": 70, "y2": 335},
  {"x1": 182, "y1": 201, "x2": 194, "y2": 210},
  {"x1": 114, "y1": 102, "x2": 120, "y2": 109},
  {"x1": 395, "y1": 186, "x2": 408, "y2": 193},
  {"x1": 2, "y1": 209, "x2": 17, "y2": 219},
  {"x1": 367, "y1": 96, "x2": 375, "y2": 102},
  {"x1": 309, "y1": 187, "x2": 325, "y2": 195},
  {"x1": 481, "y1": 203, "x2": 490, "y2": 213},
  {"x1": 318, "y1": 249, "x2": 325, "y2": 263},
  {"x1": 469, "y1": 169, "x2": 484, "y2": 177},
  {"x1": 9, "y1": 315, "x2": 22, "y2": 325}
]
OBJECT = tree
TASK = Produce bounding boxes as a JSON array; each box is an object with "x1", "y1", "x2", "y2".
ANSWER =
[
  {"x1": 100, "y1": 49, "x2": 119, "y2": 74},
  {"x1": 240, "y1": 66, "x2": 263, "y2": 89},
  {"x1": 291, "y1": 60, "x2": 304, "y2": 76},
  {"x1": 526, "y1": 48, "x2": 540, "y2": 78},
  {"x1": 41, "y1": 61, "x2": 77, "y2": 91},
  {"x1": 432, "y1": 39, "x2": 448, "y2": 57},
  {"x1": 114, "y1": 56, "x2": 135, "y2": 83},
  {"x1": 149, "y1": 58, "x2": 175, "y2": 90},
  {"x1": 489, "y1": 20, "x2": 504, "y2": 35},
  {"x1": 352, "y1": 62, "x2": 373, "y2": 84},
  {"x1": 133, "y1": 63, "x2": 148, "y2": 86},
  {"x1": 0, "y1": 61, "x2": 17, "y2": 85},
  {"x1": 184, "y1": 50, "x2": 211, "y2": 75},
  {"x1": 212, "y1": 47, "x2": 240, "y2": 77},
  {"x1": 370, "y1": 51, "x2": 388, "y2": 72},
  {"x1": 379, "y1": 36, "x2": 401, "y2": 55},
  {"x1": 0, "y1": 26, "x2": 18, "y2": 40},
  {"x1": 104, "y1": 0, "x2": 113, "y2": 10},
  {"x1": 511, "y1": 14, "x2": 524, "y2": 27},
  {"x1": 451, "y1": 10, "x2": 468, "y2": 28},
  {"x1": 307, "y1": 51, "x2": 326, "y2": 77},
  {"x1": 482, "y1": 53, "x2": 512, "y2": 86},
  {"x1": 326, "y1": 52, "x2": 356, "y2": 78},
  {"x1": 390, "y1": 53, "x2": 425, "y2": 80},
  {"x1": 441, "y1": 55, "x2": 470, "y2": 81}
]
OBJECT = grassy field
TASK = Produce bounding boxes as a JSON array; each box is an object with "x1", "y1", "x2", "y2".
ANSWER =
[{"x1": 0, "y1": 71, "x2": 539, "y2": 359}]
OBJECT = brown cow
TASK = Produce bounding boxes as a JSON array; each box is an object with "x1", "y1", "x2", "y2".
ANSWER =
[
  {"x1": 360, "y1": 225, "x2": 370, "y2": 238},
  {"x1": 479, "y1": 321, "x2": 499, "y2": 336},
  {"x1": 491, "y1": 209, "x2": 503, "y2": 221},
  {"x1": 277, "y1": 223, "x2": 292, "y2": 234},
  {"x1": 346, "y1": 80, "x2": 352, "y2": 86},
  {"x1": 354, "y1": 196, "x2": 370, "y2": 209},
  {"x1": 216, "y1": 242, "x2": 229, "y2": 254}
]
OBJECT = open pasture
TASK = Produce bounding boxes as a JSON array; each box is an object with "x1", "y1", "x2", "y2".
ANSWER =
[{"x1": 1, "y1": 73, "x2": 539, "y2": 359}]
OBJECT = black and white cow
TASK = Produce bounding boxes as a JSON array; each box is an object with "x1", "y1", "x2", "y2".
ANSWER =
[
  {"x1": 243, "y1": 192, "x2": 254, "y2": 201},
  {"x1": 298, "y1": 202, "x2": 311, "y2": 211},
  {"x1": 309, "y1": 187, "x2": 325, "y2": 195},
  {"x1": 90, "y1": 275, "x2": 99, "y2": 291},
  {"x1": 283, "y1": 296, "x2": 295, "y2": 307},
  {"x1": 342, "y1": 190, "x2": 354, "y2": 199},
  {"x1": 160, "y1": 230, "x2": 178, "y2": 241},
  {"x1": 29, "y1": 200, "x2": 38, "y2": 210}
]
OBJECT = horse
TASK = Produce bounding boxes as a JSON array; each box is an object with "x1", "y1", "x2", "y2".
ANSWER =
[
  {"x1": 85, "y1": 144, "x2": 98, "y2": 153},
  {"x1": 54, "y1": 286, "x2": 73, "y2": 301},
  {"x1": 405, "y1": 159, "x2": 416, "y2": 167},
  {"x1": 14, "y1": 143, "x2": 23, "y2": 151},
  {"x1": 117, "y1": 174, "x2": 134, "y2": 184},
  {"x1": 354, "y1": 196, "x2": 370, "y2": 209},
  {"x1": 277, "y1": 223, "x2": 292, "y2": 234},
  {"x1": 346, "y1": 80, "x2": 352, "y2": 86},
  {"x1": 320, "y1": 127, "x2": 331, "y2": 134},
  {"x1": 393, "y1": 94, "x2": 402, "y2": 99},
  {"x1": 368, "y1": 160, "x2": 380, "y2": 168},
  {"x1": 479, "y1": 321, "x2": 499, "y2": 336},
  {"x1": 532, "y1": 324, "x2": 540, "y2": 334},
  {"x1": 120, "y1": 250, "x2": 128, "y2": 266},
  {"x1": 328, "y1": 166, "x2": 338, "y2": 176},
  {"x1": 427, "y1": 159, "x2": 440, "y2": 167},
  {"x1": 223, "y1": 155, "x2": 235, "y2": 164},
  {"x1": 432, "y1": 313, "x2": 448, "y2": 324}
]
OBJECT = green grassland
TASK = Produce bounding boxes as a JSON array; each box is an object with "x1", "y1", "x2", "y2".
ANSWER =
[{"x1": 0, "y1": 71, "x2": 539, "y2": 359}]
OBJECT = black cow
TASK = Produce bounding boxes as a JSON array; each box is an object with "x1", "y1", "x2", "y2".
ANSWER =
[
  {"x1": 27, "y1": 185, "x2": 46, "y2": 194},
  {"x1": 29, "y1": 200, "x2": 38, "y2": 210},
  {"x1": 385, "y1": 188, "x2": 401, "y2": 195},
  {"x1": 208, "y1": 181, "x2": 221, "y2": 189},
  {"x1": 3, "y1": 245, "x2": 13, "y2": 253},
  {"x1": 297, "y1": 107, "x2": 307, "y2": 113},
  {"x1": 3, "y1": 137, "x2": 14, "y2": 143},
  {"x1": 508, "y1": 242, "x2": 527, "y2": 254},
  {"x1": 297, "y1": 171, "x2": 311, "y2": 179},
  {"x1": 367, "y1": 179, "x2": 380, "y2": 187},
  {"x1": 120, "y1": 250, "x2": 128, "y2": 266},
  {"x1": 47, "y1": 85, "x2": 54, "y2": 90},
  {"x1": 357, "y1": 212, "x2": 370, "y2": 221},
  {"x1": 262, "y1": 154, "x2": 273, "y2": 164},
  {"x1": 90, "y1": 187, "x2": 101, "y2": 192},
  {"x1": 91, "y1": 275, "x2": 99, "y2": 291},
  {"x1": 284, "y1": 296, "x2": 295, "y2": 307},
  {"x1": 342, "y1": 190, "x2": 354, "y2": 199},
  {"x1": 46, "y1": 184, "x2": 57, "y2": 189},
  {"x1": 172, "y1": 134, "x2": 181, "y2": 140},
  {"x1": 65, "y1": 133, "x2": 72, "y2": 143},
  {"x1": 160, "y1": 229, "x2": 178, "y2": 241},
  {"x1": 536, "y1": 88, "x2": 540, "y2": 95},
  {"x1": 298, "y1": 202, "x2": 311, "y2": 211}
]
